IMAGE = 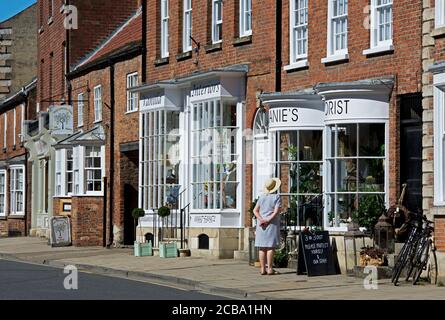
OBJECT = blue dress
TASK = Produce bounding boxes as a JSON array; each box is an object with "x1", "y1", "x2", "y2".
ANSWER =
[{"x1": 255, "y1": 193, "x2": 282, "y2": 248}]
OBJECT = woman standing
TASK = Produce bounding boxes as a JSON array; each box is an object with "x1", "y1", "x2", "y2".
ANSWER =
[{"x1": 253, "y1": 178, "x2": 282, "y2": 275}]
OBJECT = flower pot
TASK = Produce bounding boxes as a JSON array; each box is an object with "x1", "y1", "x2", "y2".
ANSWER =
[
  {"x1": 134, "y1": 241, "x2": 153, "y2": 257},
  {"x1": 159, "y1": 242, "x2": 178, "y2": 258}
]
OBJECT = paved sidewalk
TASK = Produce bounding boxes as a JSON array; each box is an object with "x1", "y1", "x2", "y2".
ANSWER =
[{"x1": 0, "y1": 237, "x2": 444, "y2": 300}]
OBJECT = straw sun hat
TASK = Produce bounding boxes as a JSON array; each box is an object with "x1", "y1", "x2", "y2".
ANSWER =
[{"x1": 263, "y1": 178, "x2": 281, "y2": 194}]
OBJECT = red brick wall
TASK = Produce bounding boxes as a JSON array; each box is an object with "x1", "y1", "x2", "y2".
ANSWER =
[
  {"x1": 37, "y1": 0, "x2": 140, "y2": 110},
  {"x1": 435, "y1": 216, "x2": 445, "y2": 251},
  {"x1": 71, "y1": 196, "x2": 104, "y2": 246}
]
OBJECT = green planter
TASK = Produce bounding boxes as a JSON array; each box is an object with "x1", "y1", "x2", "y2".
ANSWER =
[
  {"x1": 134, "y1": 241, "x2": 153, "y2": 257},
  {"x1": 159, "y1": 242, "x2": 178, "y2": 258}
]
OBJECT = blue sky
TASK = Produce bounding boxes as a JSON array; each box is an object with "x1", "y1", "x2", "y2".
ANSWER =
[{"x1": 0, "y1": 0, "x2": 36, "y2": 23}]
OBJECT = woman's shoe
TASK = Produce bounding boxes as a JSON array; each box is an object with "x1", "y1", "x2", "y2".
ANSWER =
[
  {"x1": 267, "y1": 269, "x2": 279, "y2": 275},
  {"x1": 260, "y1": 270, "x2": 267, "y2": 275}
]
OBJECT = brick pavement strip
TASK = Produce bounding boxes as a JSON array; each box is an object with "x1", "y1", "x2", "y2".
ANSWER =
[{"x1": 0, "y1": 237, "x2": 444, "y2": 300}]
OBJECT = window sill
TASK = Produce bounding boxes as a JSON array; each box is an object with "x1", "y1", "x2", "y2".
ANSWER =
[
  {"x1": 204, "y1": 42, "x2": 222, "y2": 53},
  {"x1": 176, "y1": 51, "x2": 192, "y2": 61},
  {"x1": 233, "y1": 35, "x2": 252, "y2": 47},
  {"x1": 2, "y1": 148, "x2": 6, "y2": 153},
  {"x1": 8, "y1": 214, "x2": 25, "y2": 219},
  {"x1": 47, "y1": 17, "x2": 54, "y2": 26},
  {"x1": 284, "y1": 59, "x2": 309, "y2": 72},
  {"x1": 72, "y1": 193, "x2": 104, "y2": 197},
  {"x1": 0, "y1": 215, "x2": 6, "y2": 220},
  {"x1": 321, "y1": 53, "x2": 349, "y2": 64},
  {"x1": 38, "y1": 26, "x2": 44, "y2": 34},
  {"x1": 432, "y1": 27, "x2": 445, "y2": 38},
  {"x1": 125, "y1": 109, "x2": 138, "y2": 115},
  {"x1": 93, "y1": 119, "x2": 102, "y2": 124},
  {"x1": 363, "y1": 44, "x2": 394, "y2": 56},
  {"x1": 78, "y1": 124, "x2": 83, "y2": 128},
  {"x1": 154, "y1": 57, "x2": 169, "y2": 66}
]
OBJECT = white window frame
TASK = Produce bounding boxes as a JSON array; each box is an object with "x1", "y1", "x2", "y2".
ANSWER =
[
  {"x1": 161, "y1": 0, "x2": 170, "y2": 58},
  {"x1": 323, "y1": 0, "x2": 348, "y2": 62},
  {"x1": 93, "y1": 85, "x2": 102, "y2": 123},
  {"x1": 9, "y1": 165, "x2": 25, "y2": 216},
  {"x1": 55, "y1": 149, "x2": 64, "y2": 196},
  {"x1": 183, "y1": 0, "x2": 193, "y2": 52},
  {"x1": 126, "y1": 72, "x2": 139, "y2": 113},
  {"x1": 363, "y1": 0, "x2": 393, "y2": 55},
  {"x1": 78, "y1": 92, "x2": 84, "y2": 127},
  {"x1": 289, "y1": 0, "x2": 308, "y2": 65},
  {"x1": 13, "y1": 108, "x2": 16, "y2": 147},
  {"x1": 3, "y1": 113, "x2": 7, "y2": 149},
  {"x1": 434, "y1": 73, "x2": 445, "y2": 206},
  {"x1": 212, "y1": 0, "x2": 223, "y2": 44},
  {"x1": 84, "y1": 146, "x2": 105, "y2": 196},
  {"x1": 73, "y1": 146, "x2": 82, "y2": 195},
  {"x1": 436, "y1": 0, "x2": 445, "y2": 29},
  {"x1": 239, "y1": 0, "x2": 252, "y2": 37},
  {"x1": 0, "y1": 170, "x2": 7, "y2": 217}
]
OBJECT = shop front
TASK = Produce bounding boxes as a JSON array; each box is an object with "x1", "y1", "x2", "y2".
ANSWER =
[
  {"x1": 259, "y1": 78, "x2": 393, "y2": 233},
  {"x1": 134, "y1": 65, "x2": 247, "y2": 258}
]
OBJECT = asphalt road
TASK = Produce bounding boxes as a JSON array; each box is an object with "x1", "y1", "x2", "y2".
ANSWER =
[{"x1": 0, "y1": 259, "x2": 226, "y2": 300}]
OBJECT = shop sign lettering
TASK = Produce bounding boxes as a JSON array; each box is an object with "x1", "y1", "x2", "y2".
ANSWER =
[
  {"x1": 325, "y1": 99, "x2": 350, "y2": 116},
  {"x1": 269, "y1": 107, "x2": 299, "y2": 124},
  {"x1": 140, "y1": 95, "x2": 163, "y2": 110},
  {"x1": 190, "y1": 83, "x2": 221, "y2": 99}
]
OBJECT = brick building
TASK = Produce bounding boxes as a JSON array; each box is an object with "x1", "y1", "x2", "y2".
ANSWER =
[
  {"x1": 422, "y1": 0, "x2": 445, "y2": 282},
  {"x1": 26, "y1": 0, "x2": 141, "y2": 238},
  {"x1": 0, "y1": 79, "x2": 36, "y2": 237},
  {"x1": 131, "y1": 0, "x2": 424, "y2": 263},
  {"x1": 0, "y1": 4, "x2": 37, "y2": 102}
]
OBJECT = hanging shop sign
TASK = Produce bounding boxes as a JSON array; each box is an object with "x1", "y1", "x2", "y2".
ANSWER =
[
  {"x1": 268, "y1": 105, "x2": 325, "y2": 131},
  {"x1": 324, "y1": 98, "x2": 389, "y2": 123},
  {"x1": 49, "y1": 105, "x2": 73, "y2": 136}
]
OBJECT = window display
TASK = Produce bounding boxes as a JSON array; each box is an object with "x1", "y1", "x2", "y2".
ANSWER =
[{"x1": 326, "y1": 123, "x2": 386, "y2": 228}]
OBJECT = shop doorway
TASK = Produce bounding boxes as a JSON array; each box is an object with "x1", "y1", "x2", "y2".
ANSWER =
[
  {"x1": 400, "y1": 94, "x2": 422, "y2": 213},
  {"x1": 123, "y1": 183, "x2": 138, "y2": 245},
  {"x1": 121, "y1": 148, "x2": 139, "y2": 245}
]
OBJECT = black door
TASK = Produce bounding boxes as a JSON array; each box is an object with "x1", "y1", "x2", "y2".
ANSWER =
[
  {"x1": 400, "y1": 94, "x2": 423, "y2": 213},
  {"x1": 124, "y1": 183, "x2": 138, "y2": 245}
]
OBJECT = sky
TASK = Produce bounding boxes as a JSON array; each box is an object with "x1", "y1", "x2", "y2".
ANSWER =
[{"x1": 0, "y1": 0, "x2": 36, "y2": 23}]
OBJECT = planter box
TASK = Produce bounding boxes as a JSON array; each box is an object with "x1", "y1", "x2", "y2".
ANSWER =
[
  {"x1": 134, "y1": 241, "x2": 153, "y2": 257},
  {"x1": 159, "y1": 242, "x2": 178, "y2": 258}
]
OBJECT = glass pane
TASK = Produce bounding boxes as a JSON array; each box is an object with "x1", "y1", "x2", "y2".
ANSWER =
[
  {"x1": 336, "y1": 193, "x2": 357, "y2": 222},
  {"x1": 359, "y1": 123, "x2": 385, "y2": 156},
  {"x1": 356, "y1": 194, "x2": 385, "y2": 229},
  {"x1": 279, "y1": 132, "x2": 298, "y2": 161},
  {"x1": 337, "y1": 124, "x2": 357, "y2": 157},
  {"x1": 336, "y1": 159, "x2": 357, "y2": 192},
  {"x1": 222, "y1": 182, "x2": 237, "y2": 209},
  {"x1": 222, "y1": 103, "x2": 236, "y2": 127},
  {"x1": 299, "y1": 130, "x2": 322, "y2": 161},
  {"x1": 298, "y1": 163, "x2": 322, "y2": 194},
  {"x1": 358, "y1": 159, "x2": 385, "y2": 192}
]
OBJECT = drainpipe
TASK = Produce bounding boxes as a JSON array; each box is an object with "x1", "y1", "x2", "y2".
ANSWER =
[
  {"x1": 275, "y1": 0, "x2": 282, "y2": 92},
  {"x1": 141, "y1": 0, "x2": 147, "y2": 83},
  {"x1": 66, "y1": 0, "x2": 71, "y2": 105},
  {"x1": 107, "y1": 63, "x2": 115, "y2": 247}
]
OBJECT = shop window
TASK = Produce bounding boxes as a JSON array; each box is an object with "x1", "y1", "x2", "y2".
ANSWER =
[
  {"x1": 327, "y1": 0, "x2": 348, "y2": 57},
  {"x1": 239, "y1": 0, "x2": 252, "y2": 37},
  {"x1": 436, "y1": 0, "x2": 445, "y2": 29},
  {"x1": 10, "y1": 165, "x2": 25, "y2": 215},
  {"x1": 183, "y1": 0, "x2": 193, "y2": 52},
  {"x1": 85, "y1": 146, "x2": 102, "y2": 193},
  {"x1": 198, "y1": 234, "x2": 210, "y2": 249},
  {"x1": 290, "y1": 0, "x2": 308, "y2": 64},
  {"x1": 274, "y1": 130, "x2": 323, "y2": 227},
  {"x1": 126, "y1": 72, "x2": 139, "y2": 113},
  {"x1": 212, "y1": 0, "x2": 223, "y2": 43},
  {"x1": 192, "y1": 100, "x2": 239, "y2": 210},
  {"x1": 66, "y1": 149, "x2": 73, "y2": 194},
  {"x1": 161, "y1": 0, "x2": 169, "y2": 58},
  {"x1": 140, "y1": 110, "x2": 180, "y2": 211},
  {"x1": 325, "y1": 123, "x2": 386, "y2": 228},
  {"x1": 0, "y1": 170, "x2": 6, "y2": 217}
]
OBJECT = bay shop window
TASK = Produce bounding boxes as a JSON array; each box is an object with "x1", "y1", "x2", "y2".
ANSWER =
[
  {"x1": 191, "y1": 99, "x2": 239, "y2": 210},
  {"x1": 55, "y1": 145, "x2": 105, "y2": 196},
  {"x1": 140, "y1": 110, "x2": 181, "y2": 211}
]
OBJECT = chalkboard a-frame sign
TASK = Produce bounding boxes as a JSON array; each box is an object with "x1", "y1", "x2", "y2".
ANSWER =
[
  {"x1": 297, "y1": 230, "x2": 337, "y2": 277},
  {"x1": 50, "y1": 216, "x2": 72, "y2": 247}
]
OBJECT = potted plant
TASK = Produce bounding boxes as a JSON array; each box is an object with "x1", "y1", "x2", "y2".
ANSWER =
[
  {"x1": 353, "y1": 193, "x2": 385, "y2": 236},
  {"x1": 132, "y1": 208, "x2": 152, "y2": 257},
  {"x1": 157, "y1": 205, "x2": 177, "y2": 258},
  {"x1": 288, "y1": 144, "x2": 297, "y2": 161},
  {"x1": 273, "y1": 248, "x2": 289, "y2": 268}
]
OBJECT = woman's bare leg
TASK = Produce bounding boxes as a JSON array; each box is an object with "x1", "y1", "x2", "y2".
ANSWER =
[
  {"x1": 267, "y1": 249, "x2": 274, "y2": 273},
  {"x1": 259, "y1": 249, "x2": 267, "y2": 274}
]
